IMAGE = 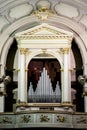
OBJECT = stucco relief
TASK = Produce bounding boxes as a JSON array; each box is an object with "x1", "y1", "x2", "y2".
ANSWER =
[
  {"x1": 36, "y1": 0, "x2": 51, "y2": 10},
  {"x1": 0, "y1": 16, "x2": 9, "y2": 32},
  {"x1": 9, "y1": 3, "x2": 33, "y2": 19},
  {"x1": 80, "y1": 15, "x2": 87, "y2": 28},
  {"x1": 55, "y1": 3, "x2": 79, "y2": 18}
]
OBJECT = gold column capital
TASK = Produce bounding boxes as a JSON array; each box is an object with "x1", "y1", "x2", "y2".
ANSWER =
[
  {"x1": 19, "y1": 48, "x2": 28, "y2": 55},
  {"x1": 61, "y1": 48, "x2": 70, "y2": 54},
  {"x1": 25, "y1": 69, "x2": 29, "y2": 72},
  {"x1": 60, "y1": 68, "x2": 64, "y2": 71},
  {"x1": 42, "y1": 48, "x2": 47, "y2": 53},
  {"x1": 82, "y1": 91, "x2": 87, "y2": 97},
  {"x1": 68, "y1": 68, "x2": 73, "y2": 71}
]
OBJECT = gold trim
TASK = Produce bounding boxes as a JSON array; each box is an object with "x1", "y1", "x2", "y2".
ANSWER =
[
  {"x1": 25, "y1": 69, "x2": 29, "y2": 72},
  {"x1": 19, "y1": 48, "x2": 28, "y2": 55},
  {"x1": 82, "y1": 91, "x2": 87, "y2": 97},
  {"x1": 16, "y1": 102, "x2": 28, "y2": 107},
  {"x1": 60, "y1": 68, "x2": 64, "y2": 71},
  {"x1": 68, "y1": 68, "x2": 73, "y2": 71},
  {"x1": 40, "y1": 114, "x2": 50, "y2": 122},
  {"x1": 62, "y1": 102, "x2": 73, "y2": 107},
  {"x1": 16, "y1": 69, "x2": 20, "y2": 72},
  {"x1": 34, "y1": 7, "x2": 54, "y2": 21},
  {"x1": 61, "y1": 48, "x2": 70, "y2": 54},
  {"x1": 42, "y1": 48, "x2": 47, "y2": 53},
  {"x1": 16, "y1": 35, "x2": 72, "y2": 40},
  {"x1": 57, "y1": 115, "x2": 65, "y2": 122}
]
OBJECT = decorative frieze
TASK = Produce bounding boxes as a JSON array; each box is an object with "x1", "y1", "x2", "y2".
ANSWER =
[
  {"x1": 57, "y1": 115, "x2": 65, "y2": 122},
  {"x1": 16, "y1": 35, "x2": 73, "y2": 40},
  {"x1": 0, "y1": 112, "x2": 87, "y2": 128},
  {"x1": 22, "y1": 115, "x2": 31, "y2": 123},
  {"x1": 40, "y1": 114, "x2": 50, "y2": 122}
]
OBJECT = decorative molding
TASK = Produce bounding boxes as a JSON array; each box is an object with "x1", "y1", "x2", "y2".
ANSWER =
[
  {"x1": 40, "y1": 114, "x2": 50, "y2": 122},
  {"x1": 15, "y1": 23, "x2": 73, "y2": 42},
  {"x1": 0, "y1": 117, "x2": 12, "y2": 124},
  {"x1": 76, "y1": 116, "x2": 87, "y2": 124},
  {"x1": 61, "y1": 48, "x2": 70, "y2": 54},
  {"x1": 25, "y1": 68, "x2": 29, "y2": 72},
  {"x1": 62, "y1": 102, "x2": 73, "y2": 106},
  {"x1": 60, "y1": 68, "x2": 64, "y2": 71},
  {"x1": 42, "y1": 48, "x2": 47, "y2": 53},
  {"x1": 22, "y1": 115, "x2": 31, "y2": 123},
  {"x1": 57, "y1": 115, "x2": 65, "y2": 122},
  {"x1": 68, "y1": 68, "x2": 73, "y2": 71},
  {"x1": 0, "y1": 112, "x2": 87, "y2": 128},
  {"x1": 33, "y1": 7, "x2": 54, "y2": 21},
  {"x1": 16, "y1": 69, "x2": 20, "y2": 72},
  {"x1": 82, "y1": 91, "x2": 87, "y2": 97},
  {"x1": 16, "y1": 35, "x2": 73, "y2": 40},
  {"x1": 19, "y1": 48, "x2": 28, "y2": 55}
]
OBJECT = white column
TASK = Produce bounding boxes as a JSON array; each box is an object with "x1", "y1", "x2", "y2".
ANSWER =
[
  {"x1": 60, "y1": 68, "x2": 64, "y2": 103},
  {"x1": 18, "y1": 48, "x2": 27, "y2": 103},
  {"x1": 68, "y1": 50, "x2": 72, "y2": 102},
  {"x1": 62, "y1": 48, "x2": 71, "y2": 104}
]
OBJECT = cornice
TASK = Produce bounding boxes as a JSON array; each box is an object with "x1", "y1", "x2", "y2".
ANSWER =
[
  {"x1": 15, "y1": 23, "x2": 73, "y2": 41},
  {"x1": 16, "y1": 35, "x2": 73, "y2": 41}
]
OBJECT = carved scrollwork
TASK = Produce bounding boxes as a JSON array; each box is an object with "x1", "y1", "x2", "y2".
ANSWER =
[
  {"x1": 0, "y1": 117, "x2": 12, "y2": 124},
  {"x1": 78, "y1": 75, "x2": 87, "y2": 85},
  {"x1": 22, "y1": 115, "x2": 31, "y2": 123},
  {"x1": 57, "y1": 115, "x2": 65, "y2": 122},
  {"x1": 34, "y1": 6, "x2": 54, "y2": 21},
  {"x1": 40, "y1": 114, "x2": 50, "y2": 122},
  {"x1": 76, "y1": 116, "x2": 87, "y2": 124}
]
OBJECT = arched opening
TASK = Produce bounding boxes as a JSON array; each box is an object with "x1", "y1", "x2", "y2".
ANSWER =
[
  {"x1": 4, "y1": 38, "x2": 84, "y2": 112},
  {"x1": 27, "y1": 57, "x2": 61, "y2": 103},
  {"x1": 3, "y1": 23, "x2": 84, "y2": 112},
  {"x1": 71, "y1": 39, "x2": 84, "y2": 112},
  {"x1": 5, "y1": 39, "x2": 18, "y2": 112}
]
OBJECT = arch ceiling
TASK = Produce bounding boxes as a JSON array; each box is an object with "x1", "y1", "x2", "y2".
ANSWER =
[{"x1": 0, "y1": 0, "x2": 87, "y2": 74}]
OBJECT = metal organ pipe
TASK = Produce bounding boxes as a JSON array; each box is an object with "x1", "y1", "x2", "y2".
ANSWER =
[{"x1": 28, "y1": 67, "x2": 61, "y2": 102}]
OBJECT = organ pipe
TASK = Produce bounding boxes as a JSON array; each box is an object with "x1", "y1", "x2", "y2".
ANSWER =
[{"x1": 28, "y1": 67, "x2": 61, "y2": 102}]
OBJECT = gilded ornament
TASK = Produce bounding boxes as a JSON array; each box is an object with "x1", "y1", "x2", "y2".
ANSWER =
[
  {"x1": 40, "y1": 114, "x2": 50, "y2": 122},
  {"x1": 57, "y1": 115, "x2": 65, "y2": 122},
  {"x1": 82, "y1": 91, "x2": 87, "y2": 97},
  {"x1": 16, "y1": 69, "x2": 20, "y2": 72},
  {"x1": 0, "y1": 117, "x2": 12, "y2": 124},
  {"x1": 76, "y1": 116, "x2": 87, "y2": 123},
  {"x1": 68, "y1": 68, "x2": 73, "y2": 71},
  {"x1": 25, "y1": 69, "x2": 29, "y2": 72},
  {"x1": 20, "y1": 48, "x2": 28, "y2": 55},
  {"x1": 22, "y1": 115, "x2": 31, "y2": 123},
  {"x1": 42, "y1": 48, "x2": 47, "y2": 53},
  {"x1": 60, "y1": 68, "x2": 64, "y2": 71},
  {"x1": 61, "y1": 48, "x2": 69, "y2": 54},
  {"x1": 34, "y1": 7, "x2": 54, "y2": 21}
]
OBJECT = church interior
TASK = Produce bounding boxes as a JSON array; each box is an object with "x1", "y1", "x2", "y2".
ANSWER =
[{"x1": 0, "y1": 0, "x2": 87, "y2": 129}]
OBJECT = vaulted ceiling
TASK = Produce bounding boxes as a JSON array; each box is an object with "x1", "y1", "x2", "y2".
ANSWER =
[{"x1": 0, "y1": 0, "x2": 87, "y2": 33}]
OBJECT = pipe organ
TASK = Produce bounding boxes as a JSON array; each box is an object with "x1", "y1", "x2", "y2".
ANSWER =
[
  {"x1": 15, "y1": 23, "x2": 73, "y2": 112},
  {"x1": 28, "y1": 67, "x2": 61, "y2": 103}
]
